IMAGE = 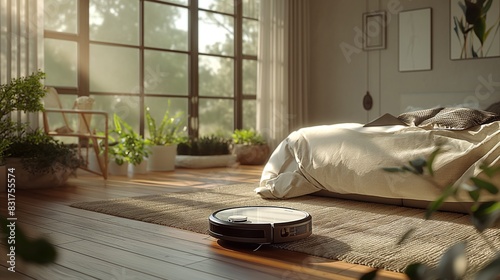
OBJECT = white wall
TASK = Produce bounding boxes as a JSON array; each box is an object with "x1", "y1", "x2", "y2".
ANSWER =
[{"x1": 309, "y1": 0, "x2": 500, "y2": 125}]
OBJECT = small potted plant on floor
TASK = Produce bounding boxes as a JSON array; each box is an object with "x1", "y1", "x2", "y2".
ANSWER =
[
  {"x1": 231, "y1": 129, "x2": 270, "y2": 165},
  {"x1": 106, "y1": 137, "x2": 128, "y2": 176},
  {"x1": 145, "y1": 104, "x2": 184, "y2": 172},
  {"x1": 110, "y1": 114, "x2": 149, "y2": 176}
]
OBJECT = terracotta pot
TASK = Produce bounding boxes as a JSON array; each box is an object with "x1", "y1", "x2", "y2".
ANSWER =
[{"x1": 233, "y1": 144, "x2": 270, "y2": 165}]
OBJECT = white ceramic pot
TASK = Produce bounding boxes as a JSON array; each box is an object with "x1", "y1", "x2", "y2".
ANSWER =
[
  {"x1": 147, "y1": 144, "x2": 177, "y2": 172},
  {"x1": 128, "y1": 160, "x2": 148, "y2": 177},
  {"x1": 108, "y1": 160, "x2": 128, "y2": 176}
]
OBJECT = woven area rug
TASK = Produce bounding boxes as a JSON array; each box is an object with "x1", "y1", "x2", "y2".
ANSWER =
[{"x1": 71, "y1": 184, "x2": 499, "y2": 276}]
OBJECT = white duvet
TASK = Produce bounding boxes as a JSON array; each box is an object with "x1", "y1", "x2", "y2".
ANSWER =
[{"x1": 256, "y1": 122, "x2": 500, "y2": 202}]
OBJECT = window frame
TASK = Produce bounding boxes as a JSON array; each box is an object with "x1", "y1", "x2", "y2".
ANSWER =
[{"x1": 43, "y1": 0, "x2": 258, "y2": 137}]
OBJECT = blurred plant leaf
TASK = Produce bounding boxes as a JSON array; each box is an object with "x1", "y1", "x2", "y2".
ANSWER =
[
  {"x1": 471, "y1": 201, "x2": 500, "y2": 232},
  {"x1": 475, "y1": 253, "x2": 500, "y2": 280},
  {"x1": 404, "y1": 263, "x2": 435, "y2": 280},
  {"x1": 382, "y1": 167, "x2": 404, "y2": 173},
  {"x1": 436, "y1": 241, "x2": 467, "y2": 280},
  {"x1": 425, "y1": 184, "x2": 456, "y2": 219},
  {"x1": 1, "y1": 216, "x2": 57, "y2": 264},
  {"x1": 471, "y1": 177, "x2": 499, "y2": 194},
  {"x1": 481, "y1": 164, "x2": 500, "y2": 178},
  {"x1": 468, "y1": 188, "x2": 481, "y2": 202},
  {"x1": 426, "y1": 148, "x2": 441, "y2": 176},
  {"x1": 409, "y1": 158, "x2": 427, "y2": 175}
]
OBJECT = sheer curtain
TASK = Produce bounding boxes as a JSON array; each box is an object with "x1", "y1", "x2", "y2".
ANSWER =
[
  {"x1": 256, "y1": 0, "x2": 309, "y2": 149},
  {"x1": 0, "y1": 0, "x2": 44, "y2": 128}
]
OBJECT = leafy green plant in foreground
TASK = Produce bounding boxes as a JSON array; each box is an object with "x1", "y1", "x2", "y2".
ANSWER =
[{"x1": 362, "y1": 147, "x2": 500, "y2": 280}]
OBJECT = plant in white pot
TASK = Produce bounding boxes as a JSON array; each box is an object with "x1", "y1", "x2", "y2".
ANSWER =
[
  {"x1": 145, "y1": 106, "x2": 184, "y2": 172},
  {"x1": 110, "y1": 114, "x2": 149, "y2": 176},
  {"x1": 106, "y1": 138, "x2": 128, "y2": 176},
  {"x1": 231, "y1": 129, "x2": 270, "y2": 165}
]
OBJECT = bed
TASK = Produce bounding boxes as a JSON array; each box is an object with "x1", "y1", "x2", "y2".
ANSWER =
[{"x1": 256, "y1": 102, "x2": 500, "y2": 213}]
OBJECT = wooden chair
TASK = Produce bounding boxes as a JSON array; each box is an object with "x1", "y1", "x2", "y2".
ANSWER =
[{"x1": 42, "y1": 87, "x2": 109, "y2": 179}]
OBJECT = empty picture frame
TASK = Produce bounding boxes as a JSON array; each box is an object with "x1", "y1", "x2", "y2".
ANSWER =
[
  {"x1": 363, "y1": 11, "x2": 386, "y2": 50},
  {"x1": 399, "y1": 8, "x2": 432, "y2": 72}
]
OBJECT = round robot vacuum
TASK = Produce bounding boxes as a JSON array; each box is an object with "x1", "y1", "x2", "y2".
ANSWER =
[{"x1": 208, "y1": 206, "x2": 312, "y2": 244}]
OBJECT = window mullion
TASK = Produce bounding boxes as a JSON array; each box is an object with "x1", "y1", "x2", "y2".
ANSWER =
[
  {"x1": 79, "y1": 0, "x2": 90, "y2": 96},
  {"x1": 190, "y1": 0, "x2": 199, "y2": 138},
  {"x1": 234, "y1": 0, "x2": 243, "y2": 130}
]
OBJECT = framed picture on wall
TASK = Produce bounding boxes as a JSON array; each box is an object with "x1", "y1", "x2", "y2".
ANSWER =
[
  {"x1": 363, "y1": 11, "x2": 386, "y2": 50},
  {"x1": 450, "y1": 0, "x2": 500, "y2": 60},
  {"x1": 399, "y1": 8, "x2": 432, "y2": 72}
]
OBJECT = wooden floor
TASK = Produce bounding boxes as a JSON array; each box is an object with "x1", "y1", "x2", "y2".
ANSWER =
[{"x1": 0, "y1": 165, "x2": 407, "y2": 280}]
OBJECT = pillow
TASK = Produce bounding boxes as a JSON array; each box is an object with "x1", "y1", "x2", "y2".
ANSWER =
[
  {"x1": 484, "y1": 101, "x2": 500, "y2": 115},
  {"x1": 397, "y1": 107, "x2": 500, "y2": 130}
]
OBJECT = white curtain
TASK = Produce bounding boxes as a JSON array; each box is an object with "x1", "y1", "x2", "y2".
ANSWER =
[
  {"x1": 0, "y1": 0, "x2": 44, "y2": 128},
  {"x1": 257, "y1": 0, "x2": 309, "y2": 149}
]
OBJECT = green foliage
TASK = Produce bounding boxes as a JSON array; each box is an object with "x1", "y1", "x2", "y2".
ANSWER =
[
  {"x1": 0, "y1": 71, "x2": 46, "y2": 116},
  {"x1": 0, "y1": 71, "x2": 58, "y2": 265},
  {"x1": 0, "y1": 71, "x2": 47, "y2": 162},
  {"x1": 177, "y1": 135, "x2": 231, "y2": 156},
  {"x1": 364, "y1": 148, "x2": 500, "y2": 279},
  {"x1": 145, "y1": 104, "x2": 184, "y2": 146},
  {"x1": 5, "y1": 129, "x2": 83, "y2": 175},
  {"x1": 110, "y1": 114, "x2": 148, "y2": 165},
  {"x1": 232, "y1": 129, "x2": 266, "y2": 145}
]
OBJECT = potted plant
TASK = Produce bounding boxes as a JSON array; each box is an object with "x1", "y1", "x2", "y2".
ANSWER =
[
  {"x1": 0, "y1": 71, "x2": 82, "y2": 189},
  {"x1": 231, "y1": 129, "x2": 270, "y2": 165},
  {"x1": 145, "y1": 105, "x2": 184, "y2": 172},
  {"x1": 4, "y1": 130, "x2": 83, "y2": 189},
  {"x1": 106, "y1": 137, "x2": 128, "y2": 176},
  {"x1": 176, "y1": 135, "x2": 236, "y2": 168},
  {"x1": 110, "y1": 114, "x2": 149, "y2": 176}
]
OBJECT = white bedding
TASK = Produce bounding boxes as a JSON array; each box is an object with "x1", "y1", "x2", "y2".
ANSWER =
[{"x1": 256, "y1": 121, "x2": 500, "y2": 202}]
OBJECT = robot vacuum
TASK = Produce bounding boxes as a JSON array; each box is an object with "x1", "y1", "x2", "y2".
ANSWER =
[{"x1": 208, "y1": 206, "x2": 312, "y2": 244}]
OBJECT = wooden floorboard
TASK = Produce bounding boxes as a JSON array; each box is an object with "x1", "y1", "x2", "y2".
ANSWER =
[{"x1": 0, "y1": 165, "x2": 406, "y2": 280}]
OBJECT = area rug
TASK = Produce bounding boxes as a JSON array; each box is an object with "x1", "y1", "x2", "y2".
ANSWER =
[{"x1": 71, "y1": 184, "x2": 499, "y2": 276}]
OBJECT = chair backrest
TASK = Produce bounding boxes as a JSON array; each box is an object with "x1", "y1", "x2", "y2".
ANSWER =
[
  {"x1": 74, "y1": 96, "x2": 95, "y2": 134},
  {"x1": 43, "y1": 87, "x2": 96, "y2": 134},
  {"x1": 43, "y1": 86, "x2": 71, "y2": 129},
  {"x1": 43, "y1": 86, "x2": 65, "y2": 108}
]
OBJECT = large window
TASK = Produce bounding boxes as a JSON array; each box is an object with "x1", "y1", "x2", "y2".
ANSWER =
[{"x1": 44, "y1": 0, "x2": 259, "y2": 138}]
